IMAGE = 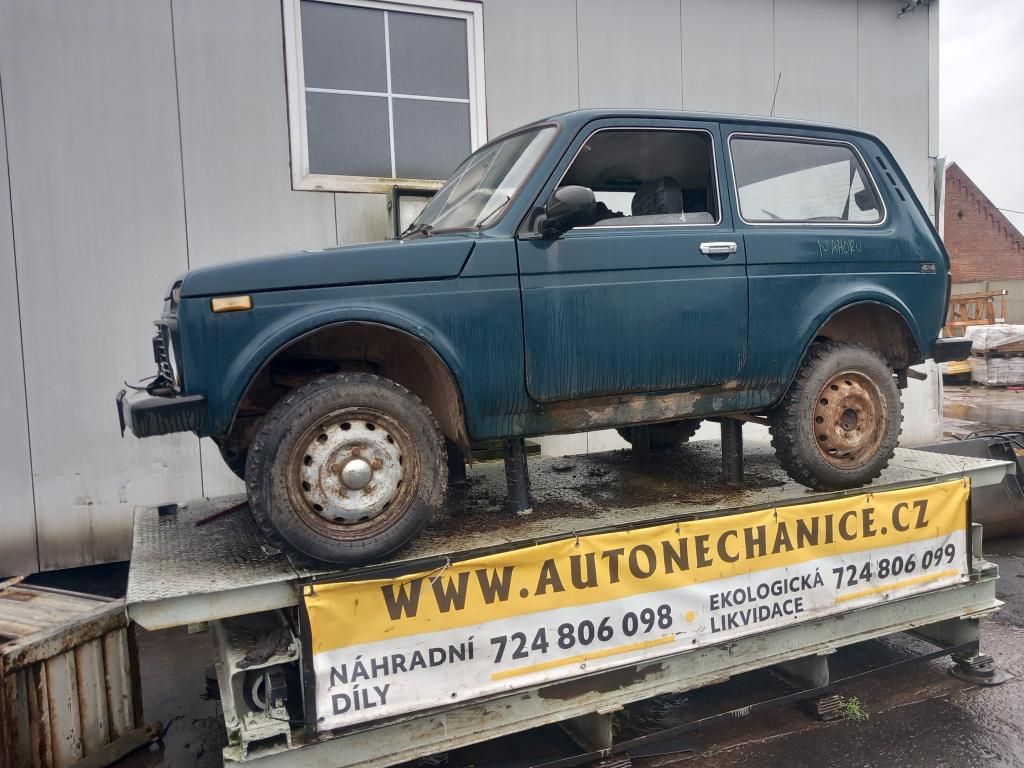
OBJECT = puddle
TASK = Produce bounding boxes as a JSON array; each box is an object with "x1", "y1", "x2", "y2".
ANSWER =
[
  {"x1": 943, "y1": 402, "x2": 1024, "y2": 431},
  {"x1": 438, "y1": 443, "x2": 786, "y2": 537}
]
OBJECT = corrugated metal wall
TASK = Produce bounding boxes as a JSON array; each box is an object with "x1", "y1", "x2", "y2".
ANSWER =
[{"x1": 0, "y1": 0, "x2": 939, "y2": 573}]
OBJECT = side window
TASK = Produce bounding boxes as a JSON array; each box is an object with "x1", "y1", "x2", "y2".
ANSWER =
[
  {"x1": 730, "y1": 137, "x2": 883, "y2": 224},
  {"x1": 559, "y1": 129, "x2": 720, "y2": 228}
]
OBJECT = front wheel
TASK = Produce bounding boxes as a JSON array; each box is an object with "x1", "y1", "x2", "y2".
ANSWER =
[
  {"x1": 769, "y1": 341, "x2": 902, "y2": 490},
  {"x1": 246, "y1": 373, "x2": 446, "y2": 564}
]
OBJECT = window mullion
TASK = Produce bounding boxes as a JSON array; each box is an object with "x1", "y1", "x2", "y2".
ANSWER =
[{"x1": 384, "y1": 10, "x2": 396, "y2": 179}]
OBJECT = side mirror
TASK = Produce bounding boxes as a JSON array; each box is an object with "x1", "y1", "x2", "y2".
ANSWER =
[{"x1": 541, "y1": 185, "x2": 596, "y2": 238}]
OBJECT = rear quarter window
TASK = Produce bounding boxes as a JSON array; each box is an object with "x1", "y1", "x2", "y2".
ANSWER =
[{"x1": 730, "y1": 136, "x2": 883, "y2": 225}]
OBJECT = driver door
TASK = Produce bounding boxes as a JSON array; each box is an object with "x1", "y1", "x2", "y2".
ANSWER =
[{"x1": 516, "y1": 119, "x2": 748, "y2": 403}]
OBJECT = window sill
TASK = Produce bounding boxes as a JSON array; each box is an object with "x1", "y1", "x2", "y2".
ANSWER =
[{"x1": 292, "y1": 172, "x2": 446, "y2": 194}]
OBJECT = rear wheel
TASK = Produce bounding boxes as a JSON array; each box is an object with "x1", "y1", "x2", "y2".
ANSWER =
[
  {"x1": 246, "y1": 373, "x2": 446, "y2": 564},
  {"x1": 769, "y1": 341, "x2": 901, "y2": 490},
  {"x1": 616, "y1": 420, "x2": 701, "y2": 451}
]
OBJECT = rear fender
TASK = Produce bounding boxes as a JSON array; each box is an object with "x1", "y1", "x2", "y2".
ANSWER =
[{"x1": 777, "y1": 295, "x2": 923, "y2": 404}]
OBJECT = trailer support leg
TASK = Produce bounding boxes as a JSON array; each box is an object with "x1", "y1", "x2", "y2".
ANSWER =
[
  {"x1": 503, "y1": 438, "x2": 533, "y2": 516},
  {"x1": 774, "y1": 654, "x2": 839, "y2": 721},
  {"x1": 912, "y1": 617, "x2": 1008, "y2": 685},
  {"x1": 720, "y1": 418, "x2": 744, "y2": 485},
  {"x1": 775, "y1": 653, "x2": 830, "y2": 689},
  {"x1": 560, "y1": 711, "x2": 614, "y2": 753}
]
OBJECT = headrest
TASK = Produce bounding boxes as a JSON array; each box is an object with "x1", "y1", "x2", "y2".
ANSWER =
[{"x1": 632, "y1": 176, "x2": 684, "y2": 216}]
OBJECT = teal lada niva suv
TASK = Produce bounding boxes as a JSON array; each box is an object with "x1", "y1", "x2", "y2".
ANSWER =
[{"x1": 117, "y1": 109, "x2": 968, "y2": 565}]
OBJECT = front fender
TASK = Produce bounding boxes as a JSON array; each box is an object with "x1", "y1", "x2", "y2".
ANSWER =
[{"x1": 181, "y1": 293, "x2": 466, "y2": 437}]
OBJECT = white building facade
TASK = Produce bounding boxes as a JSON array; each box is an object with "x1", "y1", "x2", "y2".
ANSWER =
[{"x1": 0, "y1": 0, "x2": 942, "y2": 573}]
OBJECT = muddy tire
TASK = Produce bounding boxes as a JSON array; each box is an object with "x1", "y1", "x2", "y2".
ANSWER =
[
  {"x1": 246, "y1": 373, "x2": 446, "y2": 565},
  {"x1": 616, "y1": 420, "x2": 701, "y2": 450},
  {"x1": 769, "y1": 341, "x2": 902, "y2": 490}
]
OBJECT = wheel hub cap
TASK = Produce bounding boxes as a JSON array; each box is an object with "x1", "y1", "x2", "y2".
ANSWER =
[
  {"x1": 812, "y1": 371, "x2": 885, "y2": 468},
  {"x1": 339, "y1": 458, "x2": 373, "y2": 490},
  {"x1": 296, "y1": 420, "x2": 404, "y2": 524}
]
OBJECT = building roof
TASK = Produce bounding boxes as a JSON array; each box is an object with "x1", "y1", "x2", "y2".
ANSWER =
[{"x1": 944, "y1": 162, "x2": 1024, "y2": 283}]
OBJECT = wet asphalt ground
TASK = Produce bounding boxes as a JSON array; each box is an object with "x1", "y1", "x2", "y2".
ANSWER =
[{"x1": 42, "y1": 384, "x2": 1024, "y2": 768}]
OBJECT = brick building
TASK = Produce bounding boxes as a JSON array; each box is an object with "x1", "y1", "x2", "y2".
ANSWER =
[{"x1": 944, "y1": 162, "x2": 1024, "y2": 283}]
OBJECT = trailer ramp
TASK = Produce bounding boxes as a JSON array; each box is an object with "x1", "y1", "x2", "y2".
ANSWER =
[{"x1": 126, "y1": 443, "x2": 1011, "y2": 767}]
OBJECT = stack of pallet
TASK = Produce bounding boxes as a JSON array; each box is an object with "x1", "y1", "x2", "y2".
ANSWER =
[
  {"x1": 941, "y1": 289, "x2": 1008, "y2": 380},
  {"x1": 965, "y1": 324, "x2": 1024, "y2": 386}
]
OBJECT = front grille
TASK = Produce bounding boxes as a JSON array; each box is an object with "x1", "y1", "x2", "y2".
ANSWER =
[{"x1": 152, "y1": 323, "x2": 176, "y2": 385}]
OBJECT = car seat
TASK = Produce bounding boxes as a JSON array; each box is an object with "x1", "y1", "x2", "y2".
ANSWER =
[{"x1": 631, "y1": 176, "x2": 684, "y2": 216}]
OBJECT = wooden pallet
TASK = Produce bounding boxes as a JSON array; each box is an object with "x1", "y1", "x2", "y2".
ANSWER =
[
  {"x1": 944, "y1": 289, "x2": 1008, "y2": 337},
  {"x1": 971, "y1": 347, "x2": 1024, "y2": 358}
]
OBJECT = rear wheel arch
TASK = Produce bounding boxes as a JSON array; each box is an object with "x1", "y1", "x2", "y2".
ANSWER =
[
  {"x1": 768, "y1": 300, "x2": 921, "y2": 412},
  {"x1": 224, "y1": 321, "x2": 470, "y2": 461},
  {"x1": 812, "y1": 301, "x2": 922, "y2": 369}
]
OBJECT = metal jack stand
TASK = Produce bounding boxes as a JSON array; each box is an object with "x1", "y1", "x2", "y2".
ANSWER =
[
  {"x1": 446, "y1": 439, "x2": 467, "y2": 488},
  {"x1": 720, "y1": 418, "x2": 744, "y2": 485},
  {"x1": 628, "y1": 425, "x2": 651, "y2": 461},
  {"x1": 503, "y1": 438, "x2": 533, "y2": 515}
]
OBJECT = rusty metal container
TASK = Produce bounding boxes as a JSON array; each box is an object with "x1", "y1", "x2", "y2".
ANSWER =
[{"x1": 0, "y1": 584, "x2": 141, "y2": 768}]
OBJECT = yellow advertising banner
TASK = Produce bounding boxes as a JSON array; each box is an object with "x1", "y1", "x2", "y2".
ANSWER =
[{"x1": 304, "y1": 478, "x2": 970, "y2": 730}]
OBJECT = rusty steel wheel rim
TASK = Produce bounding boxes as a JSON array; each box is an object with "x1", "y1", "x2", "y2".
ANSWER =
[
  {"x1": 285, "y1": 407, "x2": 418, "y2": 541},
  {"x1": 811, "y1": 370, "x2": 887, "y2": 469}
]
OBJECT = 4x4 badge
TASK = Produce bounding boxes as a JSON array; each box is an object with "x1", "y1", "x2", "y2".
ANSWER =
[{"x1": 921, "y1": 263, "x2": 937, "y2": 273}]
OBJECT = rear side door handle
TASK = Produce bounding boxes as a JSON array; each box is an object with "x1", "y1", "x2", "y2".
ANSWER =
[{"x1": 699, "y1": 241, "x2": 738, "y2": 256}]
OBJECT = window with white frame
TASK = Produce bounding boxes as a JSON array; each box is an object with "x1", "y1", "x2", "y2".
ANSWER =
[{"x1": 283, "y1": 0, "x2": 486, "y2": 192}]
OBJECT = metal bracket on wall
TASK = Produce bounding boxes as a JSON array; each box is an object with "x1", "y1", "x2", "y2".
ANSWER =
[{"x1": 390, "y1": 186, "x2": 438, "y2": 239}]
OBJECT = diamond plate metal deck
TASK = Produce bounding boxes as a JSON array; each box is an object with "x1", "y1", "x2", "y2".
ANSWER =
[{"x1": 126, "y1": 443, "x2": 1011, "y2": 629}]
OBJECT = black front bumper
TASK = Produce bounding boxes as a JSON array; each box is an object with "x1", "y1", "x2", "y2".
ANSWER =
[
  {"x1": 117, "y1": 388, "x2": 206, "y2": 438},
  {"x1": 932, "y1": 337, "x2": 973, "y2": 363}
]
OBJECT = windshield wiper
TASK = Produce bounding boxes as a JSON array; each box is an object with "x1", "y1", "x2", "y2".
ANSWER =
[
  {"x1": 477, "y1": 194, "x2": 512, "y2": 229},
  {"x1": 401, "y1": 223, "x2": 433, "y2": 239}
]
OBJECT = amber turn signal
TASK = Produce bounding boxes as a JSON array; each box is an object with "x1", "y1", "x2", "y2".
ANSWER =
[{"x1": 210, "y1": 295, "x2": 253, "y2": 313}]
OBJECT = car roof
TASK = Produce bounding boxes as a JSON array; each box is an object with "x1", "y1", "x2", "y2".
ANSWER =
[{"x1": 497, "y1": 108, "x2": 877, "y2": 144}]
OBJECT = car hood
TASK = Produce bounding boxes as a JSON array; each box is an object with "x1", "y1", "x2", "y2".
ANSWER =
[{"x1": 179, "y1": 237, "x2": 475, "y2": 298}]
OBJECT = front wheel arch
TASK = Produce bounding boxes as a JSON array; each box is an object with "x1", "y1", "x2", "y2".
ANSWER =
[{"x1": 226, "y1": 321, "x2": 471, "y2": 459}]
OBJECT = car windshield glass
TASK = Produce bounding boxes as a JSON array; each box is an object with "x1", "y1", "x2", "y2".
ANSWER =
[{"x1": 407, "y1": 126, "x2": 555, "y2": 234}]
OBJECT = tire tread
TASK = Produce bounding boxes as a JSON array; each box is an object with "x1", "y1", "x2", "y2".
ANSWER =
[
  {"x1": 245, "y1": 373, "x2": 447, "y2": 564},
  {"x1": 769, "y1": 341, "x2": 903, "y2": 490}
]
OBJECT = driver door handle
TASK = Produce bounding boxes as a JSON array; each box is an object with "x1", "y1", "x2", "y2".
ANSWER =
[{"x1": 699, "y1": 241, "x2": 738, "y2": 256}]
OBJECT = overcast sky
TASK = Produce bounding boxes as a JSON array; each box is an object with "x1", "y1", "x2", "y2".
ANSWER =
[{"x1": 940, "y1": 0, "x2": 1024, "y2": 232}]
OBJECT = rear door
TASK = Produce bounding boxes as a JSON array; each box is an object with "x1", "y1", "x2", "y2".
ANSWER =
[{"x1": 517, "y1": 119, "x2": 748, "y2": 403}]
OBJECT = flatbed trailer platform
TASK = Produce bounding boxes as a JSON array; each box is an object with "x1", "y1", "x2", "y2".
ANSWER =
[{"x1": 126, "y1": 443, "x2": 1012, "y2": 767}]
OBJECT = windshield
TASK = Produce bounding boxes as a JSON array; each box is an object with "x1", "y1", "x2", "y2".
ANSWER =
[{"x1": 406, "y1": 126, "x2": 556, "y2": 234}]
